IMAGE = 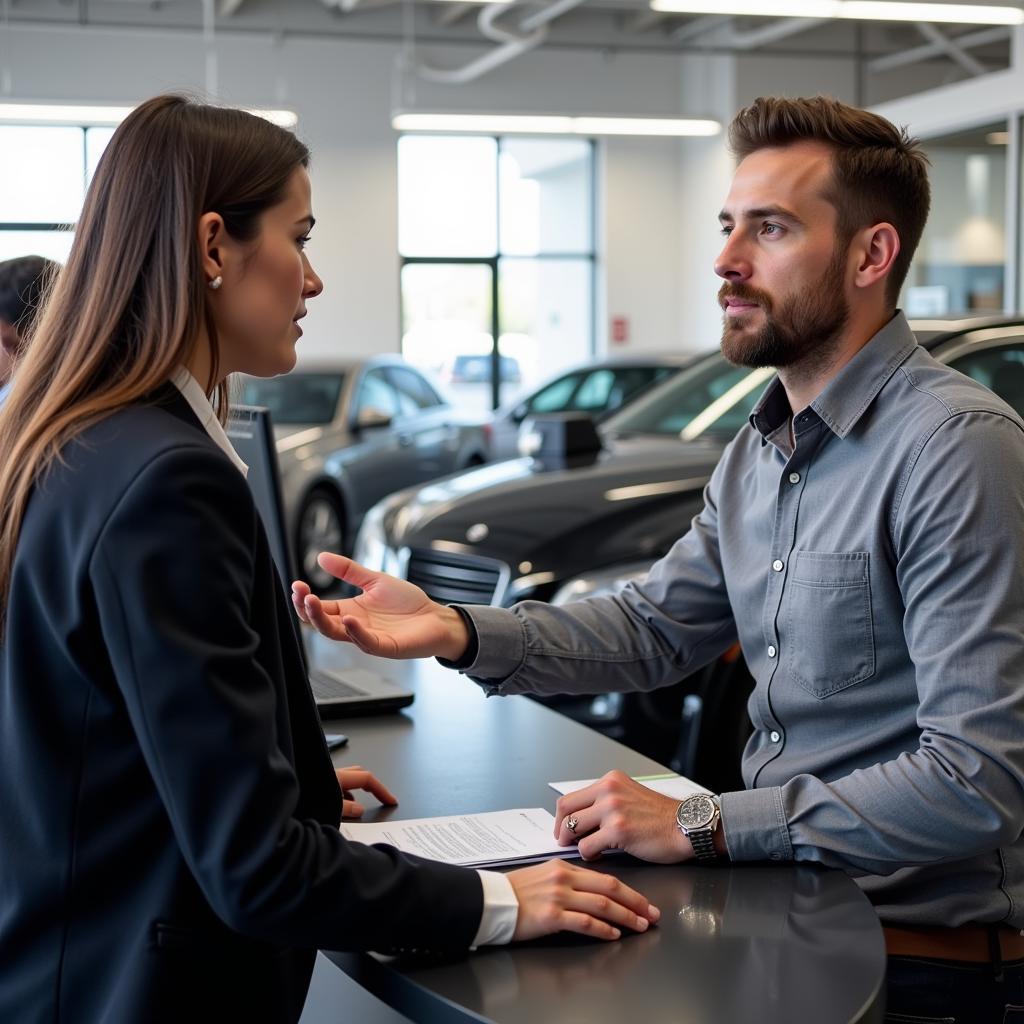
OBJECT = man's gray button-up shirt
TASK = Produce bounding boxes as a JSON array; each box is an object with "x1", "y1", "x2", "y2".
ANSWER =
[{"x1": 457, "y1": 313, "x2": 1024, "y2": 928}]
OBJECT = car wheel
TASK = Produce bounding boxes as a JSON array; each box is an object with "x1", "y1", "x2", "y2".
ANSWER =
[
  {"x1": 296, "y1": 486, "x2": 346, "y2": 595},
  {"x1": 461, "y1": 453, "x2": 486, "y2": 470}
]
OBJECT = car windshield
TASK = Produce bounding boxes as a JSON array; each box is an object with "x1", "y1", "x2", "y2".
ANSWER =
[
  {"x1": 605, "y1": 355, "x2": 773, "y2": 440},
  {"x1": 238, "y1": 373, "x2": 345, "y2": 426}
]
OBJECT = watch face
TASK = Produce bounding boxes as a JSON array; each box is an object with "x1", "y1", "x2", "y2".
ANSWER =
[{"x1": 678, "y1": 794, "x2": 715, "y2": 830}]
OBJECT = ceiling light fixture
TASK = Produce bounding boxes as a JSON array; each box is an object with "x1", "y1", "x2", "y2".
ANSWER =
[
  {"x1": 647, "y1": 1, "x2": 1024, "y2": 26},
  {"x1": 391, "y1": 112, "x2": 722, "y2": 137},
  {"x1": 0, "y1": 102, "x2": 298, "y2": 128}
]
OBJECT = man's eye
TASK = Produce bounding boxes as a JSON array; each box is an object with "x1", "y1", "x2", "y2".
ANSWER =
[{"x1": 762, "y1": 224, "x2": 781, "y2": 236}]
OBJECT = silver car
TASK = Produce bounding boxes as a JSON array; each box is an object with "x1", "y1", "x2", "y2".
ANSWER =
[{"x1": 238, "y1": 356, "x2": 490, "y2": 593}]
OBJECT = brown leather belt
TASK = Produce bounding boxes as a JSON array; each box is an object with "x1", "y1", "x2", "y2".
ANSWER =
[{"x1": 884, "y1": 924, "x2": 1024, "y2": 963}]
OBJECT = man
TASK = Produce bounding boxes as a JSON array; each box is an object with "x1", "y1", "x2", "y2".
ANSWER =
[
  {"x1": 294, "y1": 97, "x2": 1024, "y2": 1021},
  {"x1": 0, "y1": 254, "x2": 56, "y2": 406}
]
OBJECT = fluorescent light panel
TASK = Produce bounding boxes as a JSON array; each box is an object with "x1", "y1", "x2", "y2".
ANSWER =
[
  {"x1": 392, "y1": 113, "x2": 721, "y2": 137},
  {"x1": 647, "y1": 1, "x2": 1024, "y2": 25},
  {"x1": 0, "y1": 102, "x2": 298, "y2": 128}
]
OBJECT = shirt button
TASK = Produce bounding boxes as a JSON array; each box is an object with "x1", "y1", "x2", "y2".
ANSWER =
[
  {"x1": 767, "y1": 645, "x2": 777, "y2": 658},
  {"x1": 770, "y1": 730, "x2": 781, "y2": 742},
  {"x1": 772, "y1": 559, "x2": 784, "y2": 572},
  {"x1": 788, "y1": 472, "x2": 800, "y2": 484}
]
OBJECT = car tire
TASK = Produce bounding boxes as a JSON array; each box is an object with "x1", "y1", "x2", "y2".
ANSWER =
[
  {"x1": 296, "y1": 486, "x2": 346, "y2": 596},
  {"x1": 461, "y1": 453, "x2": 486, "y2": 470}
]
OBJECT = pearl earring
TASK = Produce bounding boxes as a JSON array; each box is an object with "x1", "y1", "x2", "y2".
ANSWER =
[{"x1": 208, "y1": 275, "x2": 223, "y2": 290}]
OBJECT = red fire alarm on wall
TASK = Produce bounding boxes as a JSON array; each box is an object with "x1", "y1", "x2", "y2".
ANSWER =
[{"x1": 611, "y1": 316, "x2": 629, "y2": 344}]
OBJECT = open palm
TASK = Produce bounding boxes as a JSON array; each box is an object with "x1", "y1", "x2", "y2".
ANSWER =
[{"x1": 291, "y1": 552, "x2": 468, "y2": 661}]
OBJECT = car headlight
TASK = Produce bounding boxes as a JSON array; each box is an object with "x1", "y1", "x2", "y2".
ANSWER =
[
  {"x1": 550, "y1": 561, "x2": 655, "y2": 607},
  {"x1": 352, "y1": 502, "x2": 402, "y2": 576}
]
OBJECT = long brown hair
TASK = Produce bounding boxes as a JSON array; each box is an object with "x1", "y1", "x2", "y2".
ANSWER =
[
  {"x1": 0, "y1": 94, "x2": 309, "y2": 631},
  {"x1": 729, "y1": 95, "x2": 931, "y2": 304}
]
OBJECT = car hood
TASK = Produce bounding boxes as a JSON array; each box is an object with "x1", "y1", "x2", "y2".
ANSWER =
[
  {"x1": 383, "y1": 435, "x2": 723, "y2": 573},
  {"x1": 274, "y1": 424, "x2": 324, "y2": 445}
]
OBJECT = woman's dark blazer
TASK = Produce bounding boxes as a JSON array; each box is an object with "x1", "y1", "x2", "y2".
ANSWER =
[{"x1": 0, "y1": 388, "x2": 483, "y2": 1023}]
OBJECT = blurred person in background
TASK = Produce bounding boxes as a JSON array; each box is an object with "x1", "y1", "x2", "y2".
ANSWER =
[{"x1": 0, "y1": 255, "x2": 57, "y2": 406}]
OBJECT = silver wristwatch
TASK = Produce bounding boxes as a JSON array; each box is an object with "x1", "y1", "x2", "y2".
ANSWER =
[{"x1": 675, "y1": 793, "x2": 721, "y2": 862}]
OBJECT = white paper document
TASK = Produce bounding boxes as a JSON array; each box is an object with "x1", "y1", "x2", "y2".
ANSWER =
[
  {"x1": 339, "y1": 807, "x2": 578, "y2": 868},
  {"x1": 548, "y1": 772, "x2": 710, "y2": 800}
]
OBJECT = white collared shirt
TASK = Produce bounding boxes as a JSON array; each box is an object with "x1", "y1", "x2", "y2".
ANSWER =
[
  {"x1": 168, "y1": 366, "x2": 518, "y2": 945},
  {"x1": 170, "y1": 367, "x2": 248, "y2": 478}
]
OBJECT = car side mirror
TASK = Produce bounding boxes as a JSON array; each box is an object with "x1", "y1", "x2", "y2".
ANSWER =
[
  {"x1": 354, "y1": 407, "x2": 393, "y2": 431},
  {"x1": 519, "y1": 412, "x2": 602, "y2": 460},
  {"x1": 511, "y1": 402, "x2": 528, "y2": 424}
]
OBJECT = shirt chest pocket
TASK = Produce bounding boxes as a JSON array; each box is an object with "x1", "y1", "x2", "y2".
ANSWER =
[{"x1": 784, "y1": 550, "x2": 875, "y2": 699}]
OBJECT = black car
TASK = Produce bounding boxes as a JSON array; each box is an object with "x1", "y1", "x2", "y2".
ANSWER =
[{"x1": 353, "y1": 316, "x2": 1024, "y2": 783}]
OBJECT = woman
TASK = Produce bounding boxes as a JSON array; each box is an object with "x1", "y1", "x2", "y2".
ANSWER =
[{"x1": 0, "y1": 95, "x2": 657, "y2": 1024}]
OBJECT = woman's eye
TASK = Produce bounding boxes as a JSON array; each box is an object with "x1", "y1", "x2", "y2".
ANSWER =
[{"x1": 297, "y1": 234, "x2": 312, "y2": 249}]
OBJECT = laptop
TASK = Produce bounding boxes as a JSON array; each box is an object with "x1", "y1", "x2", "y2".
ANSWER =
[{"x1": 226, "y1": 406, "x2": 414, "y2": 717}]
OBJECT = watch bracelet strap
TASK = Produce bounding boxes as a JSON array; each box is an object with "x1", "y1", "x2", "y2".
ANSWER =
[{"x1": 688, "y1": 826, "x2": 718, "y2": 861}]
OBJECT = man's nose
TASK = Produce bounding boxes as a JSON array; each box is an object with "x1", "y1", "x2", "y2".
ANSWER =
[{"x1": 714, "y1": 232, "x2": 751, "y2": 282}]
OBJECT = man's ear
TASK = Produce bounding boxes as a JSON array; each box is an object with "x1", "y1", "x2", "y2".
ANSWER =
[
  {"x1": 852, "y1": 222, "x2": 900, "y2": 292},
  {"x1": 197, "y1": 212, "x2": 228, "y2": 285}
]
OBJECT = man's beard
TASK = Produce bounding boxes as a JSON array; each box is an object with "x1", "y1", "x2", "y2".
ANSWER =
[{"x1": 719, "y1": 249, "x2": 849, "y2": 370}]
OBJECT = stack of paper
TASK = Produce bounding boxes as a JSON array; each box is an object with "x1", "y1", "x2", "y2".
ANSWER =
[
  {"x1": 340, "y1": 807, "x2": 577, "y2": 868},
  {"x1": 548, "y1": 772, "x2": 709, "y2": 800}
]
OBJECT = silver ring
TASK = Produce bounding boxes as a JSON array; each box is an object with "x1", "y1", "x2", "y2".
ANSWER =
[{"x1": 565, "y1": 815, "x2": 579, "y2": 834}]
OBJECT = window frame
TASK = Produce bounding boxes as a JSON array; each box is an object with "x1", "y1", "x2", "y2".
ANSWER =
[{"x1": 399, "y1": 134, "x2": 597, "y2": 410}]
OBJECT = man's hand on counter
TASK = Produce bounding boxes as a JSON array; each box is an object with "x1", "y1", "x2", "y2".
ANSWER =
[
  {"x1": 292, "y1": 552, "x2": 470, "y2": 662},
  {"x1": 554, "y1": 770, "x2": 722, "y2": 864}
]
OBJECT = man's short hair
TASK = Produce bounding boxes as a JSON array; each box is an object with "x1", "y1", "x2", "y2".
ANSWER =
[
  {"x1": 0, "y1": 255, "x2": 57, "y2": 341},
  {"x1": 728, "y1": 96, "x2": 931, "y2": 305}
]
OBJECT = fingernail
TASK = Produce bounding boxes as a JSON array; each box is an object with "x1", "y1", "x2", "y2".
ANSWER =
[
  {"x1": 648, "y1": 904, "x2": 661, "y2": 922},
  {"x1": 636, "y1": 917, "x2": 648, "y2": 931},
  {"x1": 610, "y1": 928, "x2": 621, "y2": 939}
]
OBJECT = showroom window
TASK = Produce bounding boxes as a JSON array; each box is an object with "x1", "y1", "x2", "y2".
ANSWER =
[
  {"x1": 398, "y1": 134, "x2": 596, "y2": 412},
  {"x1": 0, "y1": 124, "x2": 115, "y2": 263},
  {"x1": 903, "y1": 121, "x2": 1009, "y2": 317}
]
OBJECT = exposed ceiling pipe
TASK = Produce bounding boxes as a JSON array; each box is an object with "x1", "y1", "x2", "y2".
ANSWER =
[
  {"x1": 412, "y1": 0, "x2": 588, "y2": 85},
  {"x1": 714, "y1": 17, "x2": 825, "y2": 50},
  {"x1": 916, "y1": 22, "x2": 986, "y2": 77},
  {"x1": 671, "y1": 14, "x2": 732, "y2": 43},
  {"x1": 868, "y1": 25, "x2": 1009, "y2": 73}
]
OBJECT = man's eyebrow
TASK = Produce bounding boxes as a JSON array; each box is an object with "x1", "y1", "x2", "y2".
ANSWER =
[{"x1": 719, "y1": 205, "x2": 804, "y2": 227}]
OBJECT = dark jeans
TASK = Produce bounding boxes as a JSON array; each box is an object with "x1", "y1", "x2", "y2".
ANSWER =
[{"x1": 885, "y1": 955, "x2": 1024, "y2": 1024}]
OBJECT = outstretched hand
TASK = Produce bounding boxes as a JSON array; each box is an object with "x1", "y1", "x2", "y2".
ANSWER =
[{"x1": 292, "y1": 552, "x2": 470, "y2": 662}]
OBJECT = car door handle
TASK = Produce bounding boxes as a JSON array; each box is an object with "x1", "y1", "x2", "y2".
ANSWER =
[{"x1": 398, "y1": 433, "x2": 413, "y2": 446}]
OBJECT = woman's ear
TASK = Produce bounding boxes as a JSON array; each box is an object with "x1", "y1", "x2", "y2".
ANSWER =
[{"x1": 197, "y1": 212, "x2": 228, "y2": 286}]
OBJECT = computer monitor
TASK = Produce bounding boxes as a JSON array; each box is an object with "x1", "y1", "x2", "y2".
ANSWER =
[{"x1": 226, "y1": 405, "x2": 295, "y2": 587}]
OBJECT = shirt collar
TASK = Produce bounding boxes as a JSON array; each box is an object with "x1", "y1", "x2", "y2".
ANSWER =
[
  {"x1": 170, "y1": 367, "x2": 248, "y2": 478},
  {"x1": 749, "y1": 310, "x2": 920, "y2": 442}
]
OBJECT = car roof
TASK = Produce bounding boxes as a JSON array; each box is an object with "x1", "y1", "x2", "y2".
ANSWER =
[{"x1": 910, "y1": 314, "x2": 1024, "y2": 348}]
